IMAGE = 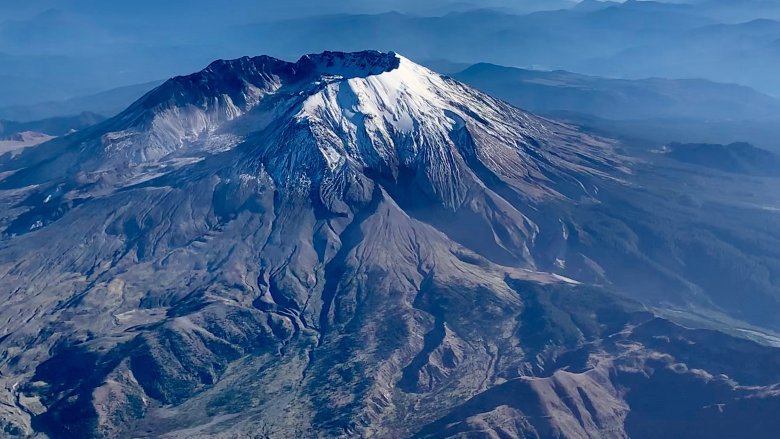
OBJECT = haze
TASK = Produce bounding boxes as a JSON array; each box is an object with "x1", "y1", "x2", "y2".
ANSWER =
[{"x1": 3, "y1": 0, "x2": 780, "y2": 104}]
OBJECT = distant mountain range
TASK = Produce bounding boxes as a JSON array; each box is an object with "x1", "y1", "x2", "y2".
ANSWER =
[
  {"x1": 0, "y1": 111, "x2": 104, "y2": 137},
  {"x1": 664, "y1": 141, "x2": 780, "y2": 175},
  {"x1": 4, "y1": 0, "x2": 780, "y2": 104},
  {"x1": 453, "y1": 62, "x2": 780, "y2": 121},
  {"x1": 452, "y1": 62, "x2": 780, "y2": 150},
  {"x1": 0, "y1": 112, "x2": 106, "y2": 155},
  {"x1": 231, "y1": 4, "x2": 780, "y2": 95},
  {"x1": 0, "y1": 80, "x2": 163, "y2": 122}
]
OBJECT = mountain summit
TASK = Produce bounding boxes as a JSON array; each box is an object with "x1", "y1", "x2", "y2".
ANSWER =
[
  {"x1": 2, "y1": 52, "x2": 780, "y2": 439},
  {"x1": 7, "y1": 51, "x2": 619, "y2": 200}
]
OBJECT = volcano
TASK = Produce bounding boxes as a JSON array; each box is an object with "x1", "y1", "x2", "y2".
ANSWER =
[{"x1": 1, "y1": 51, "x2": 780, "y2": 439}]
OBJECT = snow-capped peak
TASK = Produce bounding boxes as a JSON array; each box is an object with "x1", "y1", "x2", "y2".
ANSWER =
[
  {"x1": 244, "y1": 52, "x2": 620, "y2": 208},
  {"x1": 93, "y1": 51, "x2": 405, "y2": 164},
  {"x1": 39, "y1": 51, "x2": 620, "y2": 211}
]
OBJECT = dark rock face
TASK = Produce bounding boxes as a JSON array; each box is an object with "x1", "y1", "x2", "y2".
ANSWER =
[{"x1": 2, "y1": 51, "x2": 780, "y2": 438}]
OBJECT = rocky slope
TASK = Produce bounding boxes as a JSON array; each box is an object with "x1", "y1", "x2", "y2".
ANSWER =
[{"x1": 1, "y1": 51, "x2": 780, "y2": 438}]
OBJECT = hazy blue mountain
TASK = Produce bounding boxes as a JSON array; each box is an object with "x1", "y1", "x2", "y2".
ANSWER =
[
  {"x1": 0, "y1": 112, "x2": 104, "y2": 137},
  {"x1": 0, "y1": 9, "x2": 110, "y2": 55},
  {"x1": 451, "y1": 62, "x2": 780, "y2": 150},
  {"x1": 571, "y1": 0, "x2": 622, "y2": 12},
  {"x1": 664, "y1": 141, "x2": 780, "y2": 175},
  {"x1": 239, "y1": 5, "x2": 714, "y2": 65},
  {"x1": 545, "y1": 112, "x2": 780, "y2": 152},
  {"x1": 0, "y1": 53, "x2": 103, "y2": 105},
  {"x1": 454, "y1": 62, "x2": 780, "y2": 121},
  {"x1": 589, "y1": 17, "x2": 780, "y2": 94},
  {"x1": 0, "y1": 48, "x2": 199, "y2": 107},
  {"x1": 1, "y1": 0, "x2": 577, "y2": 22},
  {"x1": 418, "y1": 58, "x2": 475, "y2": 74},
  {"x1": 4, "y1": 1, "x2": 780, "y2": 103},
  {"x1": 234, "y1": 4, "x2": 780, "y2": 94},
  {"x1": 0, "y1": 80, "x2": 164, "y2": 122},
  {"x1": 697, "y1": 0, "x2": 780, "y2": 22}
]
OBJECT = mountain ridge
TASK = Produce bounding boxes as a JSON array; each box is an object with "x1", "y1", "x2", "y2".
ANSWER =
[{"x1": 454, "y1": 62, "x2": 780, "y2": 121}]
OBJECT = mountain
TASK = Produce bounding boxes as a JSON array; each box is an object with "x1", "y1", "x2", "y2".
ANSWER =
[
  {"x1": 0, "y1": 131, "x2": 54, "y2": 155},
  {"x1": 0, "y1": 81, "x2": 165, "y2": 122},
  {"x1": 7, "y1": 1, "x2": 780, "y2": 105},
  {"x1": 0, "y1": 112, "x2": 104, "y2": 156},
  {"x1": 0, "y1": 1, "x2": 717, "y2": 104},
  {"x1": 572, "y1": 0, "x2": 622, "y2": 12},
  {"x1": 229, "y1": 5, "x2": 780, "y2": 95},
  {"x1": 592, "y1": 17, "x2": 780, "y2": 95},
  {"x1": 540, "y1": 111, "x2": 780, "y2": 152},
  {"x1": 238, "y1": 6, "x2": 714, "y2": 68},
  {"x1": 1, "y1": 0, "x2": 577, "y2": 22},
  {"x1": 0, "y1": 112, "x2": 105, "y2": 137},
  {"x1": 697, "y1": 0, "x2": 780, "y2": 22},
  {"x1": 453, "y1": 63, "x2": 780, "y2": 121},
  {"x1": 663, "y1": 141, "x2": 780, "y2": 175},
  {"x1": 2, "y1": 51, "x2": 780, "y2": 438},
  {"x1": 0, "y1": 1, "x2": 579, "y2": 105},
  {"x1": 452, "y1": 62, "x2": 780, "y2": 150}
]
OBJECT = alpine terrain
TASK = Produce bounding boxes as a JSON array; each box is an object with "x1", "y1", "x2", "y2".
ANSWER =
[{"x1": 2, "y1": 51, "x2": 780, "y2": 438}]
